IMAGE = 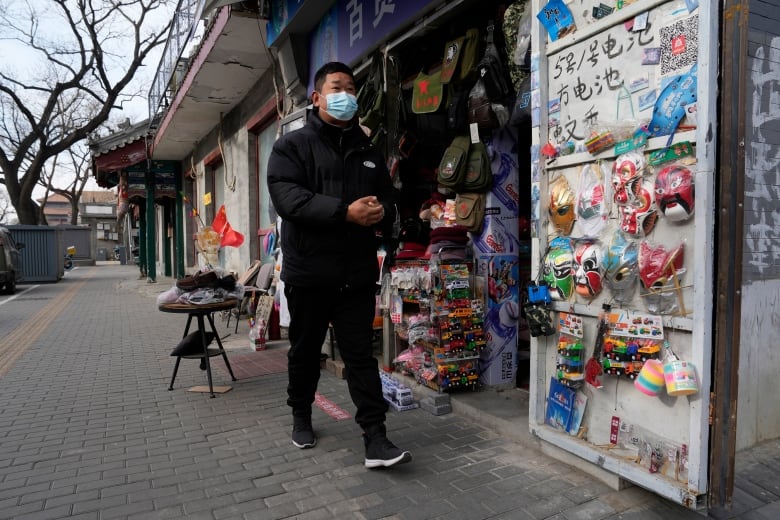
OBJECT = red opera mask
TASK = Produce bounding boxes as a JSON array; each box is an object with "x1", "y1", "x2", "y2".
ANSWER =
[
  {"x1": 639, "y1": 241, "x2": 685, "y2": 290},
  {"x1": 618, "y1": 180, "x2": 658, "y2": 237},
  {"x1": 639, "y1": 240, "x2": 686, "y2": 314},
  {"x1": 612, "y1": 152, "x2": 646, "y2": 205},
  {"x1": 655, "y1": 164, "x2": 694, "y2": 222}
]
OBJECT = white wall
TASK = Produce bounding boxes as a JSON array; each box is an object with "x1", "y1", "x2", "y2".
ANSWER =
[{"x1": 190, "y1": 128, "x2": 253, "y2": 276}]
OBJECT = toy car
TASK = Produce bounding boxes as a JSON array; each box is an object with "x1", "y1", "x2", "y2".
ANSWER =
[
  {"x1": 638, "y1": 344, "x2": 661, "y2": 361},
  {"x1": 604, "y1": 338, "x2": 628, "y2": 360},
  {"x1": 451, "y1": 307, "x2": 472, "y2": 318}
]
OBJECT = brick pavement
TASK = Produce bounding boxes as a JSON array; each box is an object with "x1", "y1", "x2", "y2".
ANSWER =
[{"x1": 0, "y1": 264, "x2": 776, "y2": 519}]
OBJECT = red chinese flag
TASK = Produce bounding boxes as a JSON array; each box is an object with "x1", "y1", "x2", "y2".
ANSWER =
[
  {"x1": 212, "y1": 205, "x2": 228, "y2": 234},
  {"x1": 220, "y1": 222, "x2": 244, "y2": 248}
]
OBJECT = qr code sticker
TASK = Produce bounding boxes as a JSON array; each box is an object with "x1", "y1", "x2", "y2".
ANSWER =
[{"x1": 659, "y1": 14, "x2": 698, "y2": 76}]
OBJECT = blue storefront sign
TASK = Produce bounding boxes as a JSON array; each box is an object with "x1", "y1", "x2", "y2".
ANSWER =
[
  {"x1": 266, "y1": 0, "x2": 305, "y2": 46},
  {"x1": 308, "y1": 0, "x2": 437, "y2": 90}
]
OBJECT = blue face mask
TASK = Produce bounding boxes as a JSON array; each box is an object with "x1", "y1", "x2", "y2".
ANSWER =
[{"x1": 324, "y1": 92, "x2": 358, "y2": 121}]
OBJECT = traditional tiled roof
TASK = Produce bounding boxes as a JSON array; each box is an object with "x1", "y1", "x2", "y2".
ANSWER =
[
  {"x1": 89, "y1": 119, "x2": 151, "y2": 158},
  {"x1": 80, "y1": 190, "x2": 117, "y2": 204},
  {"x1": 89, "y1": 120, "x2": 152, "y2": 188},
  {"x1": 37, "y1": 190, "x2": 116, "y2": 205}
]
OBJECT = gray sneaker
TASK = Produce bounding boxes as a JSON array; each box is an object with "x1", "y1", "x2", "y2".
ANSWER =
[
  {"x1": 363, "y1": 424, "x2": 411, "y2": 468},
  {"x1": 291, "y1": 416, "x2": 317, "y2": 449}
]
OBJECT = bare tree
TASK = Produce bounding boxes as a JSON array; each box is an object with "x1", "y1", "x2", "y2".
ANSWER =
[
  {"x1": 37, "y1": 96, "x2": 110, "y2": 225},
  {"x1": 38, "y1": 141, "x2": 92, "y2": 225},
  {"x1": 0, "y1": 0, "x2": 173, "y2": 224}
]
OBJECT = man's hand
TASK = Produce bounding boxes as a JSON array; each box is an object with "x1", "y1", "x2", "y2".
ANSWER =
[{"x1": 346, "y1": 196, "x2": 385, "y2": 227}]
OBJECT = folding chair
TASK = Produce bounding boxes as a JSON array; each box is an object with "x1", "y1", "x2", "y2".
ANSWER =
[
  {"x1": 232, "y1": 262, "x2": 274, "y2": 333},
  {"x1": 224, "y1": 260, "x2": 261, "y2": 331}
]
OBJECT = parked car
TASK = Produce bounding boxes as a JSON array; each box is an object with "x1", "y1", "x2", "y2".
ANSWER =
[{"x1": 0, "y1": 226, "x2": 24, "y2": 294}]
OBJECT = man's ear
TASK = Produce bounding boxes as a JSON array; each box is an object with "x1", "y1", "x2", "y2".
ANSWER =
[{"x1": 311, "y1": 90, "x2": 321, "y2": 108}]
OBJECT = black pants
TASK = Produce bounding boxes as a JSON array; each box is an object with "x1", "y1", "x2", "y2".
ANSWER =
[{"x1": 284, "y1": 284, "x2": 387, "y2": 429}]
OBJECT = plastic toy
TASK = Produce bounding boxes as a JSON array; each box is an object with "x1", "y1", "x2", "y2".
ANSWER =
[
  {"x1": 638, "y1": 343, "x2": 661, "y2": 361},
  {"x1": 648, "y1": 63, "x2": 698, "y2": 139},
  {"x1": 604, "y1": 338, "x2": 627, "y2": 360},
  {"x1": 634, "y1": 359, "x2": 665, "y2": 396},
  {"x1": 585, "y1": 130, "x2": 615, "y2": 155},
  {"x1": 527, "y1": 281, "x2": 552, "y2": 305}
]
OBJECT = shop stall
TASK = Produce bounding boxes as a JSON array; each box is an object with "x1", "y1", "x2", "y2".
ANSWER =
[
  {"x1": 269, "y1": 4, "x2": 716, "y2": 503},
  {"x1": 527, "y1": 0, "x2": 716, "y2": 509},
  {"x1": 339, "y1": 2, "x2": 534, "y2": 389}
]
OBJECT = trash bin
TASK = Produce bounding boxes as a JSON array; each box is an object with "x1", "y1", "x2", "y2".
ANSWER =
[{"x1": 97, "y1": 248, "x2": 107, "y2": 261}]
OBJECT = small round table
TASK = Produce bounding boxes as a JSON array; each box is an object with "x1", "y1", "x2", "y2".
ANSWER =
[{"x1": 159, "y1": 299, "x2": 238, "y2": 398}]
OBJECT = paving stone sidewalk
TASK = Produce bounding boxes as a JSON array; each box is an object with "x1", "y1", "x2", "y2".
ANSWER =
[{"x1": 0, "y1": 265, "x2": 777, "y2": 520}]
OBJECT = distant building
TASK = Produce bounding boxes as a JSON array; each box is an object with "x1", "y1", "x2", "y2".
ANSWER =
[
  {"x1": 79, "y1": 190, "x2": 119, "y2": 260},
  {"x1": 38, "y1": 190, "x2": 120, "y2": 259},
  {"x1": 38, "y1": 193, "x2": 71, "y2": 225}
]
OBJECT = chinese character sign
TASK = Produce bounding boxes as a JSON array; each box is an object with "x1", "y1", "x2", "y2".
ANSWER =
[{"x1": 309, "y1": 0, "x2": 437, "y2": 90}]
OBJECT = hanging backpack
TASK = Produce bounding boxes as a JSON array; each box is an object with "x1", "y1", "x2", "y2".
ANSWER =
[
  {"x1": 357, "y1": 52, "x2": 385, "y2": 134},
  {"x1": 437, "y1": 135, "x2": 471, "y2": 190},
  {"x1": 462, "y1": 140, "x2": 492, "y2": 193},
  {"x1": 440, "y1": 36, "x2": 465, "y2": 84},
  {"x1": 455, "y1": 192, "x2": 486, "y2": 234},
  {"x1": 412, "y1": 69, "x2": 444, "y2": 114},
  {"x1": 476, "y1": 21, "x2": 512, "y2": 102},
  {"x1": 467, "y1": 80, "x2": 500, "y2": 132},
  {"x1": 457, "y1": 28, "x2": 481, "y2": 84}
]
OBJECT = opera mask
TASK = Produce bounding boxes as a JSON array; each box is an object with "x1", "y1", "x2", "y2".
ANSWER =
[
  {"x1": 549, "y1": 176, "x2": 576, "y2": 235},
  {"x1": 574, "y1": 242, "x2": 603, "y2": 298},
  {"x1": 618, "y1": 180, "x2": 658, "y2": 237},
  {"x1": 612, "y1": 152, "x2": 646, "y2": 205},
  {"x1": 655, "y1": 164, "x2": 694, "y2": 222},
  {"x1": 638, "y1": 240, "x2": 686, "y2": 314},
  {"x1": 542, "y1": 237, "x2": 574, "y2": 300},
  {"x1": 577, "y1": 177, "x2": 605, "y2": 221},
  {"x1": 604, "y1": 232, "x2": 639, "y2": 298}
]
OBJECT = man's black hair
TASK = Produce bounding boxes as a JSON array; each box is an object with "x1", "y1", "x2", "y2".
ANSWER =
[{"x1": 313, "y1": 62, "x2": 355, "y2": 92}]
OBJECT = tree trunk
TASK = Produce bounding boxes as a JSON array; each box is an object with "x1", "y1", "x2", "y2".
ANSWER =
[
  {"x1": 70, "y1": 200, "x2": 80, "y2": 225},
  {"x1": 14, "y1": 196, "x2": 42, "y2": 225}
]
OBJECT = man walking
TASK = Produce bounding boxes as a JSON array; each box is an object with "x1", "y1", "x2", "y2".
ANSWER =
[{"x1": 267, "y1": 61, "x2": 411, "y2": 468}]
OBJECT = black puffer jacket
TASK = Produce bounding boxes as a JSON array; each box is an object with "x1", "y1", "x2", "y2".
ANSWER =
[{"x1": 267, "y1": 109, "x2": 394, "y2": 288}]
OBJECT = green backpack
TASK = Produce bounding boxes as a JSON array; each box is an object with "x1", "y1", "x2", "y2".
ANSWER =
[
  {"x1": 457, "y1": 28, "x2": 481, "y2": 84},
  {"x1": 437, "y1": 135, "x2": 471, "y2": 190},
  {"x1": 462, "y1": 140, "x2": 492, "y2": 193}
]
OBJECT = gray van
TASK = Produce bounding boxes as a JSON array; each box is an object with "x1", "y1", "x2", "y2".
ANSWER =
[{"x1": 0, "y1": 226, "x2": 24, "y2": 294}]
